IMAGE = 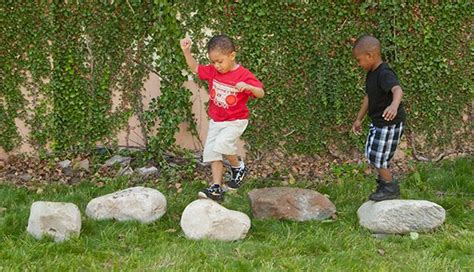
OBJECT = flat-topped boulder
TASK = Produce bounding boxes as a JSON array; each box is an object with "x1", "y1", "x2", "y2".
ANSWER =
[
  {"x1": 357, "y1": 200, "x2": 446, "y2": 234},
  {"x1": 27, "y1": 201, "x2": 81, "y2": 242},
  {"x1": 86, "y1": 187, "x2": 167, "y2": 223},
  {"x1": 180, "y1": 199, "x2": 251, "y2": 241},
  {"x1": 248, "y1": 187, "x2": 336, "y2": 221}
]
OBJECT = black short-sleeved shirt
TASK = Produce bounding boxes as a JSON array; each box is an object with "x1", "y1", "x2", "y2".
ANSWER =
[{"x1": 365, "y1": 63, "x2": 406, "y2": 127}]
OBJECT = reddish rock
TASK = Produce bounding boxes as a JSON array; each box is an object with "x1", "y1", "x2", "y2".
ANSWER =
[{"x1": 248, "y1": 187, "x2": 336, "y2": 221}]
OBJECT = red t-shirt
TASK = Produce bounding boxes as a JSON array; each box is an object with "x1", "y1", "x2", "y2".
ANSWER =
[{"x1": 198, "y1": 64, "x2": 263, "y2": 122}]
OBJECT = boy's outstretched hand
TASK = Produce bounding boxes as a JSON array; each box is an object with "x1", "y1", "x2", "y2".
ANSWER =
[
  {"x1": 382, "y1": 104, "x2": 398, "y2": 121},
  {"x1": 235, "y1": 82, "x2": 251, "y2": 92},
  {"x1": 180, "y1": 37, "x2": 192, "y2": 51},
  {"x1": 352, "y1": 119, "x2": 362, "y2": 135},
  {"x1": 235, "y1": 82, "x2": 265, "y2": 98}
]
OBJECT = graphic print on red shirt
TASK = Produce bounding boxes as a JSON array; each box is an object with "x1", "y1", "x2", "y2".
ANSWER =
[
  {"x1": 211, "y1": 79, "x2": 239, "y2": 108},
  {"x1": 198, "y1": 64, "x2": 263, "y2": 122}
]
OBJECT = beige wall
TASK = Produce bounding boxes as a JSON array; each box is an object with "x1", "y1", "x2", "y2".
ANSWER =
[{"x1": 0, "y1": 73, "x2": 247, "y2": 161}]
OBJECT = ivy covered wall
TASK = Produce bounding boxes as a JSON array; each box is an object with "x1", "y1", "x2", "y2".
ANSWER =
[{"x1": 1, "y1": 1, "x2": 472, "y2": 160}]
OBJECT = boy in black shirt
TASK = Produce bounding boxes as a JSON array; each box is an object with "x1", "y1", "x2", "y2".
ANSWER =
[{"x1": 352, "y1": 35, "x2": 406, "y2": 201}]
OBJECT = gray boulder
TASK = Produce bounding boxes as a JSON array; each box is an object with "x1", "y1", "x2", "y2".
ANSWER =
[
  {"x1": 27, "y1": 201, "x2": 81, "y2": 242},
  {"x1": 180, "y1": 199, "x2": 251, "y2": 241},
  {"x1": 86, "y1": 187, "x2": 167, "y2": 223},
  {"x1": 357, "y1": 200, "x2": 446, "y2": 234}
]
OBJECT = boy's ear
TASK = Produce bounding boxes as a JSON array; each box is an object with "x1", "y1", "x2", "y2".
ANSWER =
[{"x1": 230, "y1": 51, "x2": 236, "y2": 60}]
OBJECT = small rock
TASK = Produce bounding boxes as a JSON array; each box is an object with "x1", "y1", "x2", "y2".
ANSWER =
[
  {"x1": 180, "y1": 199, "x2": 250, "y2": 241},
  {"x1": 58, "y1": 160, "x2": 73, "y2": 176},
  {"x1": 372, "y1": 233, "x2": 393, "y2": 239},
  {"x1": 58, "y1": 160, "x2": 72, "y2": 169},
  {"x1": 137, "y1": 166, "x2": 159, "y2": 176},
  {"x1": 63, "y1": 167, "x2": 74, "y2": 177},
  {"x1": 104, "y1": 155, "x2": 131, "y2": 167},
  {"x1": 116, "y1": 165, "x2": 134, "y2": 176},
  {"x1": 86, "y1": 187, "x2": 167, "y2": 223},
  {"x1": 27, "y1": 201, "x2": 81, "y2": 242},
  {"x1": 18, "y1": 174, "x2": 32, "y2": 181},
  {"x1": 358, "y1": 200, "x2": 445, "y2": 234},
  {"x1": 410, "y1": 232, "x2": 419, "y2": 240},
  {"x1": 74, "y1": 159, "x2": 89, "y2": 172},
  {"x1": 95, "y1": 146, "x2": 110, "y2": 155}
]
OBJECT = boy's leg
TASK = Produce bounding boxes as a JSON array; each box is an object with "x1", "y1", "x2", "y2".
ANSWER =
[
  {"x1": 377, "y1": 168, "x2": 392, "y2": 182},
  {"x1": 365, "y1": 123, "x2": 403, "y2": 201},
  {"x1": 211, "y1": 160, "x2": 225, "y2": 185},
  {"x1": 369, "y1": 167, "x2": 400, "y2": 201},
  {"x1": 212, "y1": 120, "x2": 249, "y2": 190},
  {"x1": 225, "y1": 154, "x2": 240, "y2": 168},
  {"x1": 225, "y1": 154, "x2": 247, "y2": 190},
  {"x1": 199, "y1": 121, "x2": 226, "y2": 201},
  {"x1": 199, "y1": 160, "x2": 225, "y2": 201}
]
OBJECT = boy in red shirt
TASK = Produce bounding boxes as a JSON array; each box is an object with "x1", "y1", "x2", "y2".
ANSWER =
[{"x1": 180, "y1": 34, "x2": 264, "y2": 201}]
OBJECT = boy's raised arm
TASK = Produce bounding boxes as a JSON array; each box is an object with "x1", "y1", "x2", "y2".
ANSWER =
[{"x1": 180, "y1": 37, "x2": 198, "y2": 74}]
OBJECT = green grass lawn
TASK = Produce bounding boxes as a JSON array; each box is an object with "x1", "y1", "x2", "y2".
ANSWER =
[{"x1": 1, "y1": 157, "x2": 473, "y2": 271}]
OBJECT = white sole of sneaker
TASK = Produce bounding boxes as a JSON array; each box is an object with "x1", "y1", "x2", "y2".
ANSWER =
[
  {"x1": 223, "y1": 184, "x2": 236, "y2": 191},
  {"x1": 198, "y1": 192, "x2": 208, "y2": 199}
]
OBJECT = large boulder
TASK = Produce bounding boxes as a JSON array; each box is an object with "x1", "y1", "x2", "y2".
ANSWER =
[
  {"x1": 86, "y1": 187, "x2": 167, "y2": 223},
  {"x1": 180, "y1": 199, "x2": 251, "y2": 241},
  {"x1": 357, "y1": 200, "x2": 446, "y2": 234},
  {"x1": 27, "y1": 201, "x2": 81, "y2": 242},
  {"x1": 248, "y1": 187, "x2": 336, "y2": 221}
]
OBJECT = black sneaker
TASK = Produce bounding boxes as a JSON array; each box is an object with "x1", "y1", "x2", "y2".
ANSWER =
[
  {"x1": 198, "y1": 184, "x2": 225, "y2": 201},
  {"x1": 227, "y1": 162, "x2": 247, "y2": 190},
  {"x1": 369, "y1": 179, "x2": 400, "y2": 201}
]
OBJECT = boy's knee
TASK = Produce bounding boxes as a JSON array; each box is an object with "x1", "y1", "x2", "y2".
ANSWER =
[{"x1": 213, "y1": 139, "x2": 237, "y2": 155}]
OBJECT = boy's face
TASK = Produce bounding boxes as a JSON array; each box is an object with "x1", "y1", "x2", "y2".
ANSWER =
[
  {"x1": 208, "y1": 49, "x2": 236, "y2": 74},
  {"x1": 353, "y1": 49, "x2": 374, "y2": 72}
]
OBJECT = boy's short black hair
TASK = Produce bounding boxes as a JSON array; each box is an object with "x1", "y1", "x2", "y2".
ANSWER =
[
  {"x1": 353, "y1": 35, "x2": 381, "y2": 54},
  {"x1": 207, "y1": 34, "x2": 236, "y2": 54}
]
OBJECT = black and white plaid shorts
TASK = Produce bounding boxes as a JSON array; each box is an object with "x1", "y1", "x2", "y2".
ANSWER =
[{"x1": 365, "y1": 122, "x2": 404, "y2": 169}]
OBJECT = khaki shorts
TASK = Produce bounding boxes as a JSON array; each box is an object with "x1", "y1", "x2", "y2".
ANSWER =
[{"x1": 203, "y1": 119, "x2": 249, "y2": 162}]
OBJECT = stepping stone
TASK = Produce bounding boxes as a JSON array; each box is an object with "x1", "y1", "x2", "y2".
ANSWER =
[
  {"x1": 248, "y1": 187, "x2": 336, "y2": 221},
  {"x1": 27, "y1": 201, "x2": 81, "y2": 242},
  {"x1": 86, "y1": 187, "x2": 167, "y2": 223},
  {"x1": 180, "y1": 199, "x2": 250, "y2": 241},
  {"x1": 357, "y1": 200, "x2": 446, "y2": 234}
]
